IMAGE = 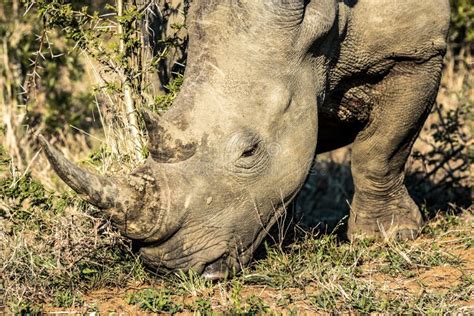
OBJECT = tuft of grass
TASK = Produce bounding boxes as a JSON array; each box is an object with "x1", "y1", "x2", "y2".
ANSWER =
[
  {"x1": 125, "y1": 288, "x2": 183, "y2": 314},
  {"x1": 193, "y1": 297, "x2": 213, "y2": 314},
  {"x1": 171, "y1": 269, "x2": 214, "y2": 297},
  {"x1": 52, "y1": 290, "x2": 80, "y2": 309}
]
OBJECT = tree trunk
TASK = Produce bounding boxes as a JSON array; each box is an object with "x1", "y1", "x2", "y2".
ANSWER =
[{"x1": 136, "y1": 0, "x2": 188, "y2": 98}]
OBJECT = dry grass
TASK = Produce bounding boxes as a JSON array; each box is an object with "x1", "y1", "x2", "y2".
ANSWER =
[
  {"x1": 0, "y1": 169, "x2": 148, "y2": 313},
  {"x1": 35, "y1": 211, "x2": 474, "y2": 314}
]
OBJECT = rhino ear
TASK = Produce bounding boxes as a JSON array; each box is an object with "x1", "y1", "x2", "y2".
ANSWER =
[
  {"x1": 264, "y1": 0, "x2": 337, "y2": 50},
  {"x1": 298, "y1": 0, "x2": 338, "y2": 50}
]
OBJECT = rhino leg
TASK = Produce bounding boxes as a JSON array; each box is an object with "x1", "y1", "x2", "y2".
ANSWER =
[{"x1": 347, "y1": 56, "x2": 444, "y2": 240}]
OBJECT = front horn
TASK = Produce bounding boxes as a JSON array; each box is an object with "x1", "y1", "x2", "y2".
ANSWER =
[
  {"x1": 39, "y1": 135, "x2": 129, "y2": 209},
  {"x1": 39, "y1": 135, "x2": 166, "y2": 240}
]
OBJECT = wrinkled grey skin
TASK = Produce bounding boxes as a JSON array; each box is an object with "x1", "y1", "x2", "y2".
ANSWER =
[{"x1": 41, "y1": 0, "x2": 450, "y2": 279}]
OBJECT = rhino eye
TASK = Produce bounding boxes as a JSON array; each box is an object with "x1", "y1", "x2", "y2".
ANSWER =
[
  {"x1": 225, "y1": 131, "x2": 269, "y2": 174},
  {"x1": 241, "y1": 143, "x2": 260, "y2": 158}
]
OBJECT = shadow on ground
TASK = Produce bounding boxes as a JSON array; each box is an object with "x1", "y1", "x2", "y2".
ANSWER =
[{"x1": 256, "y1": 154, "x2": 471, "y2": 257}]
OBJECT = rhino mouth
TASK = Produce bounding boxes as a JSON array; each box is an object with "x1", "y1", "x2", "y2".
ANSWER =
[
  {"x1": 202, "y1": 201, "x2": 292, "y2": 280},
  {"x1": 136, "y1": 198, "x2": 290, "y2": 280}
]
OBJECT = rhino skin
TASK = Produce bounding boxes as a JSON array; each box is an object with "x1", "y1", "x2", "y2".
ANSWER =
[{"x1": 41, "y1": 0, "x2": 450, "y2": 279}]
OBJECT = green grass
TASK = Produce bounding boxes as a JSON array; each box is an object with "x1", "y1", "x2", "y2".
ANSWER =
[
  {"x1": 1, "y1": 150, "x2": 472, "y2": 314},
  {"x1": 0, "y1": 167, "x2": 147, "y2": 313},
  {"x1": 125, "y1": 288, "x2": 183, "y2": 314}
]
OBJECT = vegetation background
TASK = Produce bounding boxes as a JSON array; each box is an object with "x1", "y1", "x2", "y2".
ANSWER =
[{"x1": 0, "y1": 0, "x2": 472, "y2": 313}]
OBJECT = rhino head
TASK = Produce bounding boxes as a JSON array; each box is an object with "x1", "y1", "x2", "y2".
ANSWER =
[{"x1": 42, "y1": 0, "x2": 338, "y2": 279}]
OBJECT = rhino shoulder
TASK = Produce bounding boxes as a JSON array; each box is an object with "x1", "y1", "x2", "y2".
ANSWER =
[{"x1": 346, "y1": 0, "x2": 450, "y2": 62}]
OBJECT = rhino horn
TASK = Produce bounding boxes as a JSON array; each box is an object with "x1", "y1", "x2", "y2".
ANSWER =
[
  {"x1": 39, "y1": 135, "x2": 137, "y2": 211},
  {"x1": 142, "y1": 109, "x2": 197, "y2": 163},
  {"x1": 142, "y1": 109, "x2": 163, "y2": 140}
]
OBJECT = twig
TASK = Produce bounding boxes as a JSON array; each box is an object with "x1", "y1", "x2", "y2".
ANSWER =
[{"x1": 118, "y1": 0, "x2": 144, "y2": 161}]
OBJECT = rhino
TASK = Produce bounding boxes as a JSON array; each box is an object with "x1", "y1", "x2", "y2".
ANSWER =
[{"x1": 41, "y1": 0, "x2": 450, "y2": 279}]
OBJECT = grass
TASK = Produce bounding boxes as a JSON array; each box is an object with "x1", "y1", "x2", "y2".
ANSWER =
[
  {"x1": 0, "y1": 168, "x2": 147, "y2": 313},
  {"x1": 125, "y1": 288, "x2": 183, "y2": 314},
  {"x1": 1, "y1": 165, "x2": 471, "y2": 314},
  {"x1": 101, "y1": 211, "x2": 472, "y2": 314}
]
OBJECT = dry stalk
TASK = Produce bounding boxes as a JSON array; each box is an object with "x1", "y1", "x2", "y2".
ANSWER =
[
  {"x1": 1, "y1": 30, "x2": 23, "y2": 169},
  {"x1": 117, "y1": 0, "x2": 144, "y2": 162}
]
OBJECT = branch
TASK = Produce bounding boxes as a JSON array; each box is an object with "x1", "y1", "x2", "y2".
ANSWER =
[{"x1": 118, "y1": 0, "x2": 144, "y2": 161}]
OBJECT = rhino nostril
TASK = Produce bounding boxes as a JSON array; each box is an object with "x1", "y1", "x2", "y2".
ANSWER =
[{"x1": 202, "y1": 259, "x2": 229, "y2": 281}]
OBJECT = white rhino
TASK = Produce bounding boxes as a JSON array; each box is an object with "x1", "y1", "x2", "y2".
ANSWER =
[{"x1": 41, "y1": 0, "x2": 450, "y2": 279}]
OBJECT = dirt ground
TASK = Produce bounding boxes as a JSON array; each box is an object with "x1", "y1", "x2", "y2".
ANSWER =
[{"x1": 39, "y1": 213, "x2": 473, "y2": 315}]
